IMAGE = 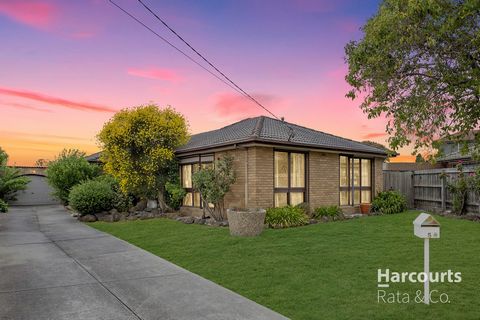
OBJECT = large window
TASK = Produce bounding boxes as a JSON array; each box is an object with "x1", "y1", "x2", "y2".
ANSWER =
[
  {"x1": 180, "y1": 160, "x2": 213, "y2": 207},
  {"x1": 274, "y1": 151, "x2": 306, "y2": 207},
  {"x1": 339, "y1": 156, "x2": 372, "y2": 206}
]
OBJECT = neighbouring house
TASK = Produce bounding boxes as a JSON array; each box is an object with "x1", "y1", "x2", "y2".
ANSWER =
[
  {"x1": 435, "y1": 132, "x2": 479, "y2": 168},
  {"x1": 176, "y1": 116, "x2": 388, "y2": 216},
  {"x1": 85, "y1": 152, "x2": 102, "y2": 164}
]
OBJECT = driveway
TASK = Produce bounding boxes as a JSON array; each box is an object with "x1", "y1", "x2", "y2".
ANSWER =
[{"x1": 0, "y1": 205, "x2": 288, "y2": 320}]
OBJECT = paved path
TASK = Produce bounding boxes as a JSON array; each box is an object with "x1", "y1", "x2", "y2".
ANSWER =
[{"x1": 0, "y1": 205, "x2": 288, "y2": 320}]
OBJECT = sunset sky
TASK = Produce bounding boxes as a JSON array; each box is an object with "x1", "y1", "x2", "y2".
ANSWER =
[{"x1": 0, "y1": 0, "x2": 415, "y2": 166}]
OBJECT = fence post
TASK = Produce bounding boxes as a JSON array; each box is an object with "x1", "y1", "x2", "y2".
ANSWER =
[
  {"x1": 410, "y1": 171, "x2": 415, "y2": 209},
  {"x1": 441, "y1": 175, "x2": 446, "y2": 212}
]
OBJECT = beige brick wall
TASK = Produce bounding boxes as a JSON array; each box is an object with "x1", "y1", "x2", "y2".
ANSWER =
[
  {"x1": 308, "y1": 152, "x2": 340, "y2": 210},
  {"x1": 374, "y1": 157, "x2": 384, "y2": 196},
  {"x1": 246, "y1": 147, "x2": 274, "y2": 209},
  {"x1": 216, "y1": 149, "x2": 246, "y2": 209}
]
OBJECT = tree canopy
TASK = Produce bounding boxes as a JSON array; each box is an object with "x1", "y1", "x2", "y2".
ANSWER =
[
  {"x1": 345, "y1": 0, "x2": 480, "y2": 155},
  {"x1": 97, "y1": 104, "x2": 189, "y2": 199}
]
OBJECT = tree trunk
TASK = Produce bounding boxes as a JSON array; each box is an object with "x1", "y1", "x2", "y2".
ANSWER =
[{"x1": 157, "y1": 190, "x2": 170, "y2": 213}]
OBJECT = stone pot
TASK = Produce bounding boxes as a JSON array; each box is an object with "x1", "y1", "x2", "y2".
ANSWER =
[
  {"x1": 147, "y1": 199, "x2": 158, "y2": 209},
  {"x1": 360, "y1": 203, "x2": 371, "y2": 215},
  {"x1": 226, "y1": 208, "x2": 266, "y2": 237}
]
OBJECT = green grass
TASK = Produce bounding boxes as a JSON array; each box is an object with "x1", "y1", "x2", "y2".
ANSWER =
[{"x1": 91, "y1": 211, "x2": 480, "y2": 320}]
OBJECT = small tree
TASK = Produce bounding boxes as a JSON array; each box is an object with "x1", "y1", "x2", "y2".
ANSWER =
[
  {"x1": 97, "y1": 105, "x2": 189, "y2": 208},
  {"x1": 192, "y1": 154, "x2": 236, "y2": 221},
  {"x1": 0, "y1": 147, "x2": 29, "y2": 203},
  {"x1": 46, "y1": 149, "x2": 100, "y2": 204}
]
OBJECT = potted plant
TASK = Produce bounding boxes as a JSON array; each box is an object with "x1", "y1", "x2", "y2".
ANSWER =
[
  {"x1": 360, "y1": 203, "x2": 371, "y2": 215},
  {"x1": 227, "y1": 208, "x2": 266, "y2": 237}
]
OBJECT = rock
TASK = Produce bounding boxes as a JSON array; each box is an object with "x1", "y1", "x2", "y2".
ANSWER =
[
  {"x1": 79, "y1": 214, "x2": 97, "y2": 222},
  {"x1": 65, "y1": 205, "x2": 73, "y2": 211},
  {"x1": 145, "y1": 207, "x2": 152, "y2": 212},
  {"x1": 167, "y1": 212, "x2": 179, "y2": 219},
  {"x1": 128, "y1": 207, "x2": 135, "y2": 213},
  {"x1": 134, "y1": 199, "x2": 147, "y2": 211},
  {"x1": 70, "y1": 211, "x2": 79, "y2": 218},
  {"x1": 127, "y1": 215, "x2": 138, "y2": 221},
  {"x1": 219, "y1": 221, "x2": 229, "y2": 227},
  {"x1": 109, "y1": 208, "x2": 119, "y2": 215},
  {"x1": 309, "y1": 219, "x2": 318, "y2": 225},
  {"x1": 194, "y1": 218, "x2": 206, "y2": 225},
  {"x1": 151, "y1": 208, "x2": 160, "y2": 215},
  {"x1": 97, "y1": 214, "x2": 113, "y2": 223},
  {"x1": 176, "y1": 216, "x2": 194, "y2": 224},
  {"x1": 321, "y1": 216, "x2": 330, "y2": 223}
]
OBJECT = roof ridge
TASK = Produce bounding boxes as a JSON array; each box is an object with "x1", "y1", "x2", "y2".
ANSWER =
[
  {"x1": 264, "y1": 116, "x2": 386, "y2": 153},
  {"x1": 251, "y1": 116, "x2": 265, "y2": 138}
]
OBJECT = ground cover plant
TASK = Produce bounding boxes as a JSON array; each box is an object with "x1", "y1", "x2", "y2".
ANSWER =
[{"x1": 92, "y1": 211, "x2": 480, "y2": 319}]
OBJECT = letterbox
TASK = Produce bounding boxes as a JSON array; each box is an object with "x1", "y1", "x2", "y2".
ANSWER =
[{"x1": 413, "y1": 213, "x2": 440, "y2": 239}]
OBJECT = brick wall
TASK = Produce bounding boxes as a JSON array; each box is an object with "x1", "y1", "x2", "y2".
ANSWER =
[
  {"x1": 216, "y1": 149, "x2": 247, "y2": 209},
  {"x1": 308, "y1": 152, "x2": 340, "y2": 210},
  {"x1": 374, "y1": 157, "x2": 384, "y2": 195},
  {"x1": 246, "y1": 147, "x2": 274, "y2": 209}
]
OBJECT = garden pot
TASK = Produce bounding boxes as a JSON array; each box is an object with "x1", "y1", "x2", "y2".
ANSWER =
[
  {"x1": 360, "y1": 203, "x2": 371, "y2": 215},
  {"x1": 147, "y1": 199, "x2": 158, "y2": 209},
  {"x1": 226, "y1": 208, "x2": 266, "y2": 237}
]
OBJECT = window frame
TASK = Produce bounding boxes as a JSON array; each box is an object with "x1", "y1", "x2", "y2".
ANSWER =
[
  {"x1": 180, "y1": 158, "x2": 214, "y2": 208},
  {"x1": 273, "y1": 150, "x2": 308, "y2": 207},
  {"x1": 339, "y1": 155, "x2": 373, "y2": 206}
]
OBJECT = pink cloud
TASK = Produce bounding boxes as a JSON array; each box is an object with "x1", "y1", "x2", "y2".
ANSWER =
[
  {"x1": 127, "y1": 67, "x2": 182, "y2": 83},
  {"x1": 213, "y1": 92, "x2": 279, "y2": 118},
  {"x1": 0, "y1": 87, "x2": 115, "y2": 113},
  {"x1": 0, "y1": 1, "x2": 57, "y2": 29},
  {"x1": 362, "y1": 132, "x2": 387, "y2": 139},
  {"x1": 2, "y1": 101, "x2": 52, "y2": 112}
]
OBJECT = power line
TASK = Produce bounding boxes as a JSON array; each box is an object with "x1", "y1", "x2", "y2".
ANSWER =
[
  {"x1": 108, "y1": 0, "x2": 245, "y2": 96},
  {"x1": 136, "y1": 0, "x2": 281, "y2": 120}
]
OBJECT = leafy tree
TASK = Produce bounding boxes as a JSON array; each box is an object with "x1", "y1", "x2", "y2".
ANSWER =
[
  {"x1": 345, "y1": 0, "x2": 480, "y2": 155},
  {"x1": 415, "y1": 154, "x2": 426, "y2": 163},
  {"x1": 0, "y1": 147, "x2": 30, "y2": 203},
  {"x1": 46, "y1": 149, "x2": 101, "y2": 204},
  {"x1": 97, "y1": 105, "x2": 189, "y2": 205},
  {"x1": 35, "y1": 159, "x2": 50, "y2": 167},
  {"x1": 192, "y1": 154, "x2": 236, "y2": 221}
]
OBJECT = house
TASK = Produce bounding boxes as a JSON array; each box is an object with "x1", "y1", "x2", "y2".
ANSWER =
[
  {"x1": 176, "y1": 116, "x2": 388, "y2": 216},
  {"x1": 435, "y1": 132, "x2": 479, "y2": 168}
]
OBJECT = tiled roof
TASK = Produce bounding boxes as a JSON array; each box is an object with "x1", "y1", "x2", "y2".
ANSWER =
[
  {"x1": 85, "y1": 151, "x2": 102, "y2": 162},
  {"x1": 176, "y1": 116, "x2": 387, "y2": 155}
]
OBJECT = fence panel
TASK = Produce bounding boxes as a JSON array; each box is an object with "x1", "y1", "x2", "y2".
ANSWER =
[{"x1": 384, "y1": 168, "x2": 479, "y2": 213}]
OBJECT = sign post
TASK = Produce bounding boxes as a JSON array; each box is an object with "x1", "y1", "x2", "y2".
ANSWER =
[{"x1": 413, "y1": 213, "x2": 440, "y2": 305}]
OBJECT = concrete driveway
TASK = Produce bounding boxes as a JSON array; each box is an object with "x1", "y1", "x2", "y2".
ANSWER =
[{"x1": 0, "y1": 205, "x2": 288, "y2": 320}]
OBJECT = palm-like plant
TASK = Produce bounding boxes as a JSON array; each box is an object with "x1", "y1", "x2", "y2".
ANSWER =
[{"x1": 0, "y1": 148, "x2": 30, "y2": 201}]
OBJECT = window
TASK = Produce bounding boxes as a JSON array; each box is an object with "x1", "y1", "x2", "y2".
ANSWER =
[
  {"x1": 180, "y1": 159, "x2": 213, "y2": 207},
  {"x1": 339, "y1": 156, "x2": 372, "y2": 205},
  {"x1": 274, "y1": 151, "x2": 306, "y2": 207}
]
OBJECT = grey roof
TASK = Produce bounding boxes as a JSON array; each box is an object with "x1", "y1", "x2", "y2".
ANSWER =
[
  {"x1": 85, "y1": 151, "x2": 101, "y2": 162},
  {"x1": 437, "y1": 150, "x2": 474, "y2": 162},
  {"x1": 176, "y1": 116, "x2": 388, "y2": 156}
]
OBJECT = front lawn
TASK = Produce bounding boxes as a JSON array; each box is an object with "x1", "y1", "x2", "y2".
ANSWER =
[{"x1": 91, "y1": 211, "x2": 480, "y2": 319}]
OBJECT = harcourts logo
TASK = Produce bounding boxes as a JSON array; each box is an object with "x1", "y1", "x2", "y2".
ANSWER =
[{"x1": 376, "y1": 269, "x2": 462, "y2": 304}]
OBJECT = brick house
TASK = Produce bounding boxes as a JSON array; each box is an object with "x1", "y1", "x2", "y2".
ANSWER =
[{"x1": 176, "y1": 116, "x2": 387, "y2": 216}]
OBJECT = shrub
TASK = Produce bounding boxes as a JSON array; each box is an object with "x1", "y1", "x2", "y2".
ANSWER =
[
  {"x1": 295, "y1": 202, "x2": 311, "y2": 216},
  {"x1": 313, "y1": 205, "x2": 343, "y2": 219},
  {"x1": 93, "y1": 175, "x2": 133, "y2": 212},
  {"x1": 0, "y1": 147, "x2": 30, "y2": 201},
  {"x1": 265, "y1": 206, "x2": 308, "y2": 228},
  {"x1": 371, "y1": 191, "x2": 407, "y2": 214},
  {"x1": 0, "y1": 199, "x2": 7, "y2": 213},
  {"x1": 46, "y1": 149, "x2": 101, "y2": 204},
  {"x1": 68, "y1": 179, "x2": 116, "y2": 216},
  {"x1": 165, "y1": 181, "x2": 186, "y2": 210},
  {"x1": 192, "y1": 154, "x2": 236, "y2": 221}
]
